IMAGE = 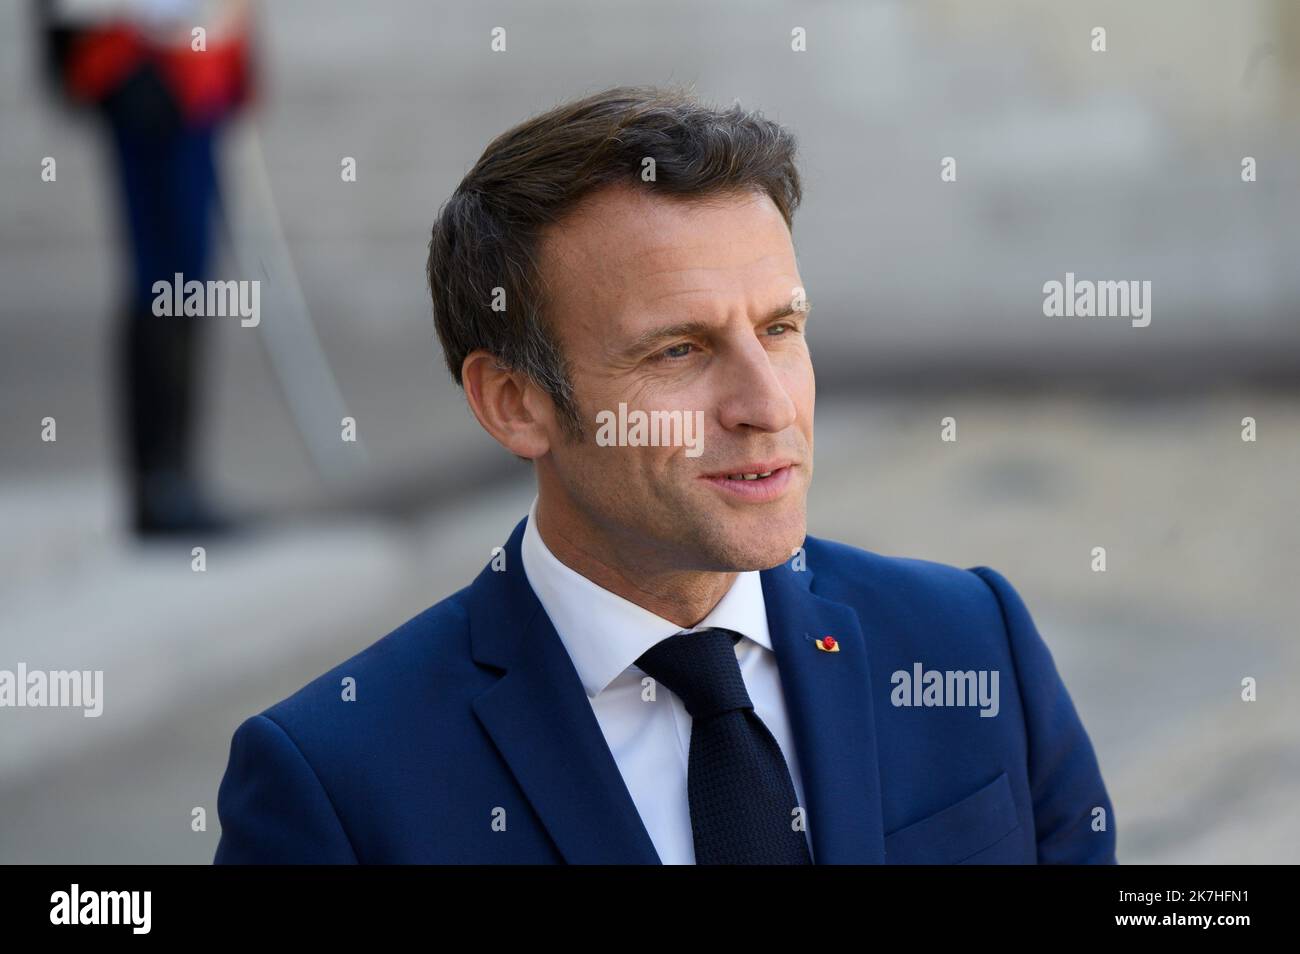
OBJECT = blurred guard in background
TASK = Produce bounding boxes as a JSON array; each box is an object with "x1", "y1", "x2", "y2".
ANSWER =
[{"x1": 36, "y1": 0, "x2": 255, "y2": 535}]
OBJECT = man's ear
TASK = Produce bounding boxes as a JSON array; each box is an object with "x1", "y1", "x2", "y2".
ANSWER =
[{"x1": 461, "y1": 350, "x2": 552, "y2": 460}]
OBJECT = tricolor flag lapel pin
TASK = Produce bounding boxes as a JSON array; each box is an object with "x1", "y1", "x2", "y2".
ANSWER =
[{"x1": 814, "y1": 635, "x2": 840, "y2": 653}]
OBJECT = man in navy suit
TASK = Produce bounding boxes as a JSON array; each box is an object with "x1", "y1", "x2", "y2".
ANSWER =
[{"x1": 214, "y1": 85, "x2": 1116, "y2": 864}]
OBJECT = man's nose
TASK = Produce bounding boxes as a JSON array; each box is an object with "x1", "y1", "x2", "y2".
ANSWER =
[{"x1": 714, "y1": 334, "x2": 798, "y2": 433}]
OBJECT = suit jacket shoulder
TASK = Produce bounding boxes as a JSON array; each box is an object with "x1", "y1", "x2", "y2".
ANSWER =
[
  {"x1": 214, "y1": 583, "x2": 526, "y2": 863},
  {"x1": 800, "y1": 533, "x2": 1116, "y2": 863}
]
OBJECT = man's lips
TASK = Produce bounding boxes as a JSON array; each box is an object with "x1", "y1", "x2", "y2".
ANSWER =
[
  {"x1": 698, "y1": 463, "x2": 797, "y2": 502},
  {"x1": 699, "y1": 459, "x2": 795, "y2": 480}
]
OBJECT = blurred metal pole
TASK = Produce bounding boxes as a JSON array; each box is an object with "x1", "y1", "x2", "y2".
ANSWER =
[{"x1": 216, "y1": 120, "x2": 370, "y2": 488}]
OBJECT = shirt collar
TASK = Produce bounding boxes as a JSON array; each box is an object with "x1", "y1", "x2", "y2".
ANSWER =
[{"x1": 520, "y1": 495, "x2": 772, "y2": 698}]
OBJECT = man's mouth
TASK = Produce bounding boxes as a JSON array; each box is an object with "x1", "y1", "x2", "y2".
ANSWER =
[
  {"x1": 701, "y1": 459, "x2": 794, "y2": 480},
  {"x1": 699, "y1": 462, "x2": 796, "y2": 500}
]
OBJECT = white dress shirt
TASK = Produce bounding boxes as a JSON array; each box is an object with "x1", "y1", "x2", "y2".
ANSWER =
[{"x1": 520, "y1": 495, "x2": 813, "y2": 864}]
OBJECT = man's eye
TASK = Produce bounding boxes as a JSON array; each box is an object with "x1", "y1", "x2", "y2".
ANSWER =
[
  {"x1": 767, "y1": 323, "x2": 791, "y2": 335},
  {"x1": 658, "y1": 342, "x2": 695, "y2": 360}
]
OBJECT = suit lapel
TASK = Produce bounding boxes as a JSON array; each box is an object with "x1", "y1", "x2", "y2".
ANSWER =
[
  {"x1": 467, "y1": 517, "x2": 662, "y2": 864},
  {"x1": 761, "y1": 555, "x2": 887, "y2": 863}
]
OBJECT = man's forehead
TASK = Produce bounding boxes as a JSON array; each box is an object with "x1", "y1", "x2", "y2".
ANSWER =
[{"x1": 540, "y1": 185, "x2": 795, "y2": 316}]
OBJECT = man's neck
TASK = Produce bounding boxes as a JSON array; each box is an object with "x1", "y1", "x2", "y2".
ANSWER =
[{"x1": 534, "y1": 499, "x2": 736, "y2": 630}]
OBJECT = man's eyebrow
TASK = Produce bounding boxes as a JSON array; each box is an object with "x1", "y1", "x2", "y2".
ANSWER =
[
  {"x1": 618, "y1": 300, "x2": 811, "y2": 358},
  {"x1": 764, "y1": 299, "x2": 812, "y2": 322}
]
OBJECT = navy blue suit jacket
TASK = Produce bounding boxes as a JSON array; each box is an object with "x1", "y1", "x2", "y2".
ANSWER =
[{"x1": 214, "y1": 517, "x2": 1117, "y2": 864}]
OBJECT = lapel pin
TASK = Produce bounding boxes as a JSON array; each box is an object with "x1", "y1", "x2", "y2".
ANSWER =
[{"x1": 815, "y1": 635, "x2": 839, "y2": 653}]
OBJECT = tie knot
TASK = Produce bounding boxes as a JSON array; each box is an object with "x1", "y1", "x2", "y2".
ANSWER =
[{"x1": 634, "y1": 627, "x2": 751, "y2": 720}]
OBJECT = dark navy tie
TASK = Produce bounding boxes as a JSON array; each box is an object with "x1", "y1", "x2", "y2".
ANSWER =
[{"x1": 634, "y1": 627, "x2": 812, "y2": 864}]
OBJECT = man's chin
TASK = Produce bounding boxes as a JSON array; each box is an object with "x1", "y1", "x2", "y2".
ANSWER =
[{"x1": 696, "y1": 512, "x2": 806, "y2": 572}]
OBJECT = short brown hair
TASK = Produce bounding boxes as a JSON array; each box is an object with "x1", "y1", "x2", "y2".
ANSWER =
[{"x1": 425, "y1": 84, "x2": 802, "y2": 437}]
